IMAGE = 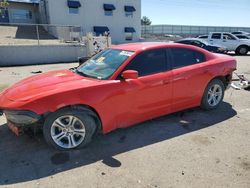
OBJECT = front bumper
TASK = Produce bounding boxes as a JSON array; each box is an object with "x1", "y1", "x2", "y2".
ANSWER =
[{"x1": 2, "y1": 110, "x2": 42, "y2": 126}]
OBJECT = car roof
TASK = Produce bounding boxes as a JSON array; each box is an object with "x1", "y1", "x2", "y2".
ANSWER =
[{"x1": 111, "y1": 42, "x2": 192, "y2": 52}]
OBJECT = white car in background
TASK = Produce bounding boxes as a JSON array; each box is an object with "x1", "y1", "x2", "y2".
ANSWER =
[
  {"x1": 198, "y1": 32, "x2": 250, "y2": 55},
  {"x1": 231, "y1": 31, "x2": 250, "y2": 37}
]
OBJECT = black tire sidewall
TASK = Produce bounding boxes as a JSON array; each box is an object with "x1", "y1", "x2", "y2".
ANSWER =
[
  {"x1": 43, "y1": 108, "x2": 96, "y2": 150},
  {"x1": 236, "y1": 46, "x2": 248, "y2": 55},
  {"x1": 201, "y1": 79, "x2": 225, "y2": 110}
]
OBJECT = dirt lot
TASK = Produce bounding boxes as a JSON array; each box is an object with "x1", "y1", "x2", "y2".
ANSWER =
[{"x1": 0, "y1": 56, "x2": 249, "y2": 188}]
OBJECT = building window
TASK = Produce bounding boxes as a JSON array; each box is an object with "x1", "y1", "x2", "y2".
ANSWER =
[
  {"x1": 94, "y1": 26, "x2": 110, "y2": 36},
  {"x1": 12, "y1": 9, "x2": 32, "y2": 20},
  {"x1": 0, "y1": 8, "x2": 9, "y2": 23},
  {"x1": 67, "y1": 0, "x2": 81, "y2": 14},
  {"x1": 105, "y1": 10, "x2": 113, "y2": 16},
  {"x1": 125, "y1": 12, "x2": 133, "y2": 17},
  {"x1": 103, "y1": 4, "x2": 115, "y2": 16},
  {"x1": 125, "y1": 32, "x2": 133, "y2": 41},
  {"x1": 69, "y1": 8, "x2": 79, "y2": 14},
  {"x1": 124, "y1": 6, "x2": 136, "y2": 18},
  {"x1": 125, "y1": 27, "x2": 136, "y2": 41}
]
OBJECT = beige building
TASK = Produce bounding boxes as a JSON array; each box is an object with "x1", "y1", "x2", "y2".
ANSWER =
[
  {"x1": 39, "y1": 0, "x2": 141, "y2": 43},
  {"x1": 0, "y1": 0, "x2": 141, "y2": 43}
]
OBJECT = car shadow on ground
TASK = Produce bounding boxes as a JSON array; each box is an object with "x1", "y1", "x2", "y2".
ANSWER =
[
  {"x1": 228, "y1": 53, "x2": 250, "y2": 57},
  {"x1": 0, "y1": 102, "x2": 237, "y2": 185}
]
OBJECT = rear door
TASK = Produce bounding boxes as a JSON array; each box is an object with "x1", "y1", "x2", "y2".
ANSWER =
[
  {"x1": 169, "y1": 47, "x2": 210, "y2": 112},
  {"x1": 222, "y1": 33, "x2": 239, "y2": 51}
]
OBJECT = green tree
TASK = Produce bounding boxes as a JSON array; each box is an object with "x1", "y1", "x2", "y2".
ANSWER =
[
  {"x1": 0, "y1": 0, "x2": 9, "y2": 15},
  {"x1": 141, "y1": 16, "x2": 152, "y2": 25},
  {"x1": 0, "y1": 0, "x2": 9, "y2": 8}
]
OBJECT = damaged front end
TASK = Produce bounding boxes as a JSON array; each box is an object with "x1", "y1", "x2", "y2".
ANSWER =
[{"x1": 1, "y1": 110, "x2": 42, "y2": 136}]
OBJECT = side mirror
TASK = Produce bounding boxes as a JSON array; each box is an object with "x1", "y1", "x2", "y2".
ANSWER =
[{"x1": 122, "y1": 70, "x2": 138, "y2": 80}]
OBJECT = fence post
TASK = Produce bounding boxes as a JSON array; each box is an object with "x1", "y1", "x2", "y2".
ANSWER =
[{"x1": 36, "y1": 25, "x2": 40, "y2": 46}]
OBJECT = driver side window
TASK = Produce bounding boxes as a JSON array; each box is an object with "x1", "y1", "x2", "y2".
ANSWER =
[{"x1": 123, "y1": 49, "x2": 167, "y2": 77}]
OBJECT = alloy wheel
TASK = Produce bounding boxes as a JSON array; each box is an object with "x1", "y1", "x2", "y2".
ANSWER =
[
  {"x1": 207, "y1": 84, "x2": 223, "y2": 107},
  {"x1": 51, "y1": 115, "x2": 86, "y2": 149},
  {"x1": 239, "y1": 47, "x2": 247, "y2": 54}
]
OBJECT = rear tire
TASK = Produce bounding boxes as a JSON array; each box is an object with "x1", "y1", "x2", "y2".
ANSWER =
[
  {"x1": 201, "y1": 79, "x2": 225, "y2": 110},
  {"x1": 43, "y1": 108, "x2": 97, "y2": 150},
  {"x1": 236, "y1": 45, "x2": 249, "y2": 55}
]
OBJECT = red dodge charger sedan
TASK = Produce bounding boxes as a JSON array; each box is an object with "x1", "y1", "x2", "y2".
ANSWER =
[{"x1": 0, "y1": 43, "x2": 236, "y2": 150}]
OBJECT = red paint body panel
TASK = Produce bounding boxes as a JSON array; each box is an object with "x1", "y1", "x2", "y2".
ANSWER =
[{"x1": 0, "y1": 43, "x2": 237, "y2": 134}]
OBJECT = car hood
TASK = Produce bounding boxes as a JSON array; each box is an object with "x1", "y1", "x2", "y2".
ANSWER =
[{"x1": 1, "y1": 69, "x2": 101, "y2": 102}]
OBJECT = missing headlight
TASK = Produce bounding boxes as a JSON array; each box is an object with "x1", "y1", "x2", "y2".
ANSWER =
[{"x1": 3, "y1": 110, "x2": 41, "y2": 125}]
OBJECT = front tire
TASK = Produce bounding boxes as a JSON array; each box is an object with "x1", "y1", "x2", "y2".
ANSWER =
[
  {"x1": 43, "y1": 108, "x2": 97, "y2": 150},
  {"x1": 201, "y1": 79, "x2": 225, "y2": 110}
]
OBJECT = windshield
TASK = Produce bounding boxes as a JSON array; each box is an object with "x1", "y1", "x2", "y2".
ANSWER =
[{"x1": 76, "y1": 49, "x2": 134, "y2": 80}]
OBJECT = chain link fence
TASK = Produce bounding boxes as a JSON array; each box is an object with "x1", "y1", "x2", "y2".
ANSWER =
[
  {"x1": 0, "y1": 23, "x2": 83, "y2": 45},
  {"x1": 142, "y1": 25, "x2": 250, "y2": 41}
]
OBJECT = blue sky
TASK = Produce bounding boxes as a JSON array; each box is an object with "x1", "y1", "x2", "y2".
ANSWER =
[{"x1": 142, "y1": 0, "x2": 250, "y2": 27}]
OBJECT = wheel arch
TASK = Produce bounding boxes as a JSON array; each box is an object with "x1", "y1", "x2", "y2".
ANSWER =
[
  {"x1": 236, "y1": 44, "x2": 249, "y2": 49},
  {"x1": 200, "y1": 74, "x2": 231, "y2": 105},
  {"x1": 211, "y1": 75, "x2": 232, "y2": 89},
  {"x1": 44, "y1": 104, "x2": 103, "y2": 133}
]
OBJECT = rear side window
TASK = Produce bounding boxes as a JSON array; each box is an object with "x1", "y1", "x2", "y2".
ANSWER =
[
  {"x1": 124, "y1": 49, "x2": 167, "y2": 76},
  {"x1": 223, "y1": 33, "x2": 237, "y2": 40},
  {"x1": 211, "y1": 33, "x2": 221, "y2": 39},
  {"x1": 237, "y1": 35, "x2": 248, "y2": 39},
  {"x1": 170, "y1": 48, "x2": 205, "y2": 69}
]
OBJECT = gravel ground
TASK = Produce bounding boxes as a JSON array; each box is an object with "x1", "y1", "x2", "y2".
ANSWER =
[{"x1": 0, "y1": 56, "x2": 249, "y2": 188}]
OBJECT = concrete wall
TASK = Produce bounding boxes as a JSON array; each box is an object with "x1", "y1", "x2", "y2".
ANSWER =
[
  {"x1": 44, "y1": 0, "x2": 141, "y2": 44},
  {"x1": 7, "y1": 2, "x2": 39, "y2": 23},
  {"x1": 0, "y1": 45, "x2": 86, "y2": 66}
]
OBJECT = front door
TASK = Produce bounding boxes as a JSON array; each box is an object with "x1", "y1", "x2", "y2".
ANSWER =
[
  {"x1": 115, "y1": 48, "x2": 173, "y2": 128},
  {"x1": 0, "y1": 8, "x2": 9, "y2": 23}
]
